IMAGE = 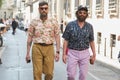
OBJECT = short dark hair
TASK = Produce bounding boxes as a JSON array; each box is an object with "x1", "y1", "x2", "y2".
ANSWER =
[{"x1": 39, "y1": 1, "x2": 48, "y2": 6}]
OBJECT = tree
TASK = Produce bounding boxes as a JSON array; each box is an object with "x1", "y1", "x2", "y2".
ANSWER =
[{"x1": 0, "y1": 0, "x2": 2, "y2": 8}]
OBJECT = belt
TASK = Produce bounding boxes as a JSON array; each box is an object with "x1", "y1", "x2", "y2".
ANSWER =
[
  {"x1": 35, "y1": 43, "x2": 53, "y2": 46},
  {"x1": 70, "y1": 48, "x2": 88, "y2": 51},
  {"x1": 79, "y1": 48, "x2": 88, "y2": 51}
]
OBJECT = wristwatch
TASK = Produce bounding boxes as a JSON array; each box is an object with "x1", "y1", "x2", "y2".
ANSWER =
[{"x1": 56, "y1": 51, "x2": 60, "y2": 54}]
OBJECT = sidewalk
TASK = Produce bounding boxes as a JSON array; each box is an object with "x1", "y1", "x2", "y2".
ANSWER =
[
  {"x1": 0, "y1": 46, "x2": 6, "y2": 64},
  {"x1": 96, "y1": 54, "x2": 120, "y2": 70},
  {"x1": 60, "y1": 34, "x2": 120, "y2": 70},
  {"x1": 0, "y1": 47, "x2": 5, "y2": 58}
]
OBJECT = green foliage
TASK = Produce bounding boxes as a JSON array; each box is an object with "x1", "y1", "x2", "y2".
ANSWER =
[{"x1": 0, "y1": 0, "x2": 2, "y2": 8}]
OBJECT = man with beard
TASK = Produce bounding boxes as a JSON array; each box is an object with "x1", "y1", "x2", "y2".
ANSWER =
[
  {"x1": 62, "y1": 5, "x2": 96, "y2": 80},
  {"x1": 25, "y1": 1, "x2": 60, "y2": 80}
]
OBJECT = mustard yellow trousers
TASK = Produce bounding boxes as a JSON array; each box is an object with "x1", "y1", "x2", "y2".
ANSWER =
[{"x1": 32, "y1": 43, "x2": 54, "y2": 80}]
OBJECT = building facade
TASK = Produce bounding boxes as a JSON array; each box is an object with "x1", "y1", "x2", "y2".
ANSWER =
[
  {"x1": 0, "y1": 0, "x2": 15, "y2": 19},
  {"x1": 0, "y1": 0, "x2": 26, "y2": 20}
]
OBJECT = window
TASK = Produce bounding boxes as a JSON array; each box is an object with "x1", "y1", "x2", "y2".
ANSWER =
[
  {"x1": 97, "y1": 32, "x2": 102, "y2": 44},
  {"x1": 108, "y1": 0, "x2": 119, "y2": 18},
  {"x1": 86, "y1": 0, "x2": 92, "y2": 18},
  {"x1": 75, "y1": 0, "x2": 79, "y2": 10},
  {"x1": 64, "y1": 0, "x2": 70, "y2": 15},
  {"x1": 96, "y1": 0, "x2": 104, "y2": 18},
  {"x1": 30, "y1": 4, "x2": 33, "y2": 13},
  {"x1": 110, "y1": 34, "x2": 116, "y2": 47},
  {"x1": 48, "y1": 0, "x2": 52, "y2": 14},
  {"x1": 96, "y1": 0, "x2": 101, "y2": 4},
  {"x1": 54, "y1": 0, "x2": 57, "y2": 14}
]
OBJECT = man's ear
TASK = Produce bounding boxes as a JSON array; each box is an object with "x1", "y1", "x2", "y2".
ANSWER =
[
  {"x1": 86, "y1": 13, "x2": 88, "y2": 17},
  {"x1": 75, "y1": 11, "x2": 78, "y2": 17}
]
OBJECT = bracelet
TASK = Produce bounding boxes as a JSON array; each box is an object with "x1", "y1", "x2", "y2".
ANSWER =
[{"x1": 56, "y1": 51, "x2": 60, "y2": 54}]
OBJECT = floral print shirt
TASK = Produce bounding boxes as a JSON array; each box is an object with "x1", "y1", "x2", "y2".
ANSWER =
[
  {"x1": 62, "y1": 20, "x2": 94, "y2": 51},
  {"x1": 28, "y1": 17, "x2": 60, "y2": 44}
]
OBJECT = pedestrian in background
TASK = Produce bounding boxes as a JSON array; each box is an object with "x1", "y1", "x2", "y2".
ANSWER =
[
  {"x1": 4, "y1": 18, "x2": 10, "y2": 31},
  {"x1": 62, "y1": 5, "x2": 96, "y2": 80},
  {"x1": 24, "y1": 19, "x2": 29, "y2": 34},
  {"x1": 60, "y1": 19, "x2": 64, "y2": 33},
  {"x1": 11, "y1": 18, "x2": 18, "y2": 35},
  {"x1": 0, "y1": 18, "x2": 7, "y2": 34},
  {"x1": 25, "y1": 1, "x2": 60, "y2": 80},
  {"x1": 0, "y1": 18, "x2": 4, "y2": 24},
  {"x1": 0, "y1": 18, "x2": 5, "y2": 31}
]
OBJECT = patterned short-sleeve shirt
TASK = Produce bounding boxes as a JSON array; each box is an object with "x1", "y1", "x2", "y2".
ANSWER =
[
  {"x1": 28, "y1": 17, "x2": 60, "y2": 44},
  {"x1": 62, "y1": 20, "x2": 94, "y2": 51}
]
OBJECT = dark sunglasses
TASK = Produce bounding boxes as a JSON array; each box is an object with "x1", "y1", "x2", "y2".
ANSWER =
[
  {"x1": 78, "y1": 11, "x2": 87, "y2": 14},
  {"x1": 40, "y1": 7, "x2": 48, "y2": 10}
]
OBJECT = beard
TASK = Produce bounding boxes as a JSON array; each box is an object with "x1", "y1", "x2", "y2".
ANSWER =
[
  {"x1": 77, "y1": 16, "x2": 87, "y2": 22},
  {"x1": 40, "y1": 13, "x2": 47, "y2": 18}
]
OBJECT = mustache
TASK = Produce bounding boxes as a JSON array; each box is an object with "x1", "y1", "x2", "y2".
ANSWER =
[
  {"x1": 77, "y1": 16, "x2": 86, "y2": 22},
  {"x1": 40, "y1": 13, "x2": 47, "y2": 17}
]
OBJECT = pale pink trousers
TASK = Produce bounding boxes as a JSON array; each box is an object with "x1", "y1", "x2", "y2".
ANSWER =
[{"x1": 67, "y1": 49, "x2": 90, "y2": 80}]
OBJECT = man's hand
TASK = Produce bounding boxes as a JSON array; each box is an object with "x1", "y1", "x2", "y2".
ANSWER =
[
  {"x1": 55, "y1": 53, "x2": 60, "y2": 62},
  {"x1": 26, "y1": 53, "x2": 31, "y2": 63},
  {"x1": 90, "y1": 55, "x2": 96, "y2": 65},
  {"x1": 62, "y1": 54, "x2": 67, "y2": 64}
]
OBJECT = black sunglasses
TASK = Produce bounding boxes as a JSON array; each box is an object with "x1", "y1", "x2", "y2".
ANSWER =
[
  {"x1": 78, "y1": 11, "x2": 87, "y2": 14},
  {"x1": 40, "y1": 7, "x2": 48, "y2": 10}
]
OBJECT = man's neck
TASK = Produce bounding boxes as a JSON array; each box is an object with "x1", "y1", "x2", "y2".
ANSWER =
[
  {"x1": 78, "y1": 21, "x2": 85, "y2": 28},
  {"x1": 40, "y1": 16, "x2": 47, "y2": 22}
]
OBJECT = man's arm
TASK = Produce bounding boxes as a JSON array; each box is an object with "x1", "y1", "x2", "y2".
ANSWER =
[
  {"x1": 63, "y1": 39, "x2": 68, "y2": 55},
  {"x1": 27, "y1": 35, "x2": 32, "y2": 55},
  {"x1": 54, "y1": 33, "x2": 60, "y2": 62},
  {"x1": 90, "y1": 41, "x2": 96, "y2": 64},
  {"x1": 55, "y1": 34, "x2": 60, "y2": 52},
  {"x1": 62, "y1": 39, "x2": 68, "y2": 64},
  {"x1": 26, "y1": 34, "x2": 33, "y2": 63},
  {"x1": 53, "y1": 18, "x2": 60, "y2": 54},
  {"x1": 25, "y1": 22, "x2": 34, "y2": 63}
]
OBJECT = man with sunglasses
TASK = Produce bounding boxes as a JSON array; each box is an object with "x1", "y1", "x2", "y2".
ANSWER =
[
  {"x1": 26, "y1": 1, "x2": 60, "y2": 80},
  {"x1": 62, "y1": 5, "x2": 96, "y2": 80}
]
